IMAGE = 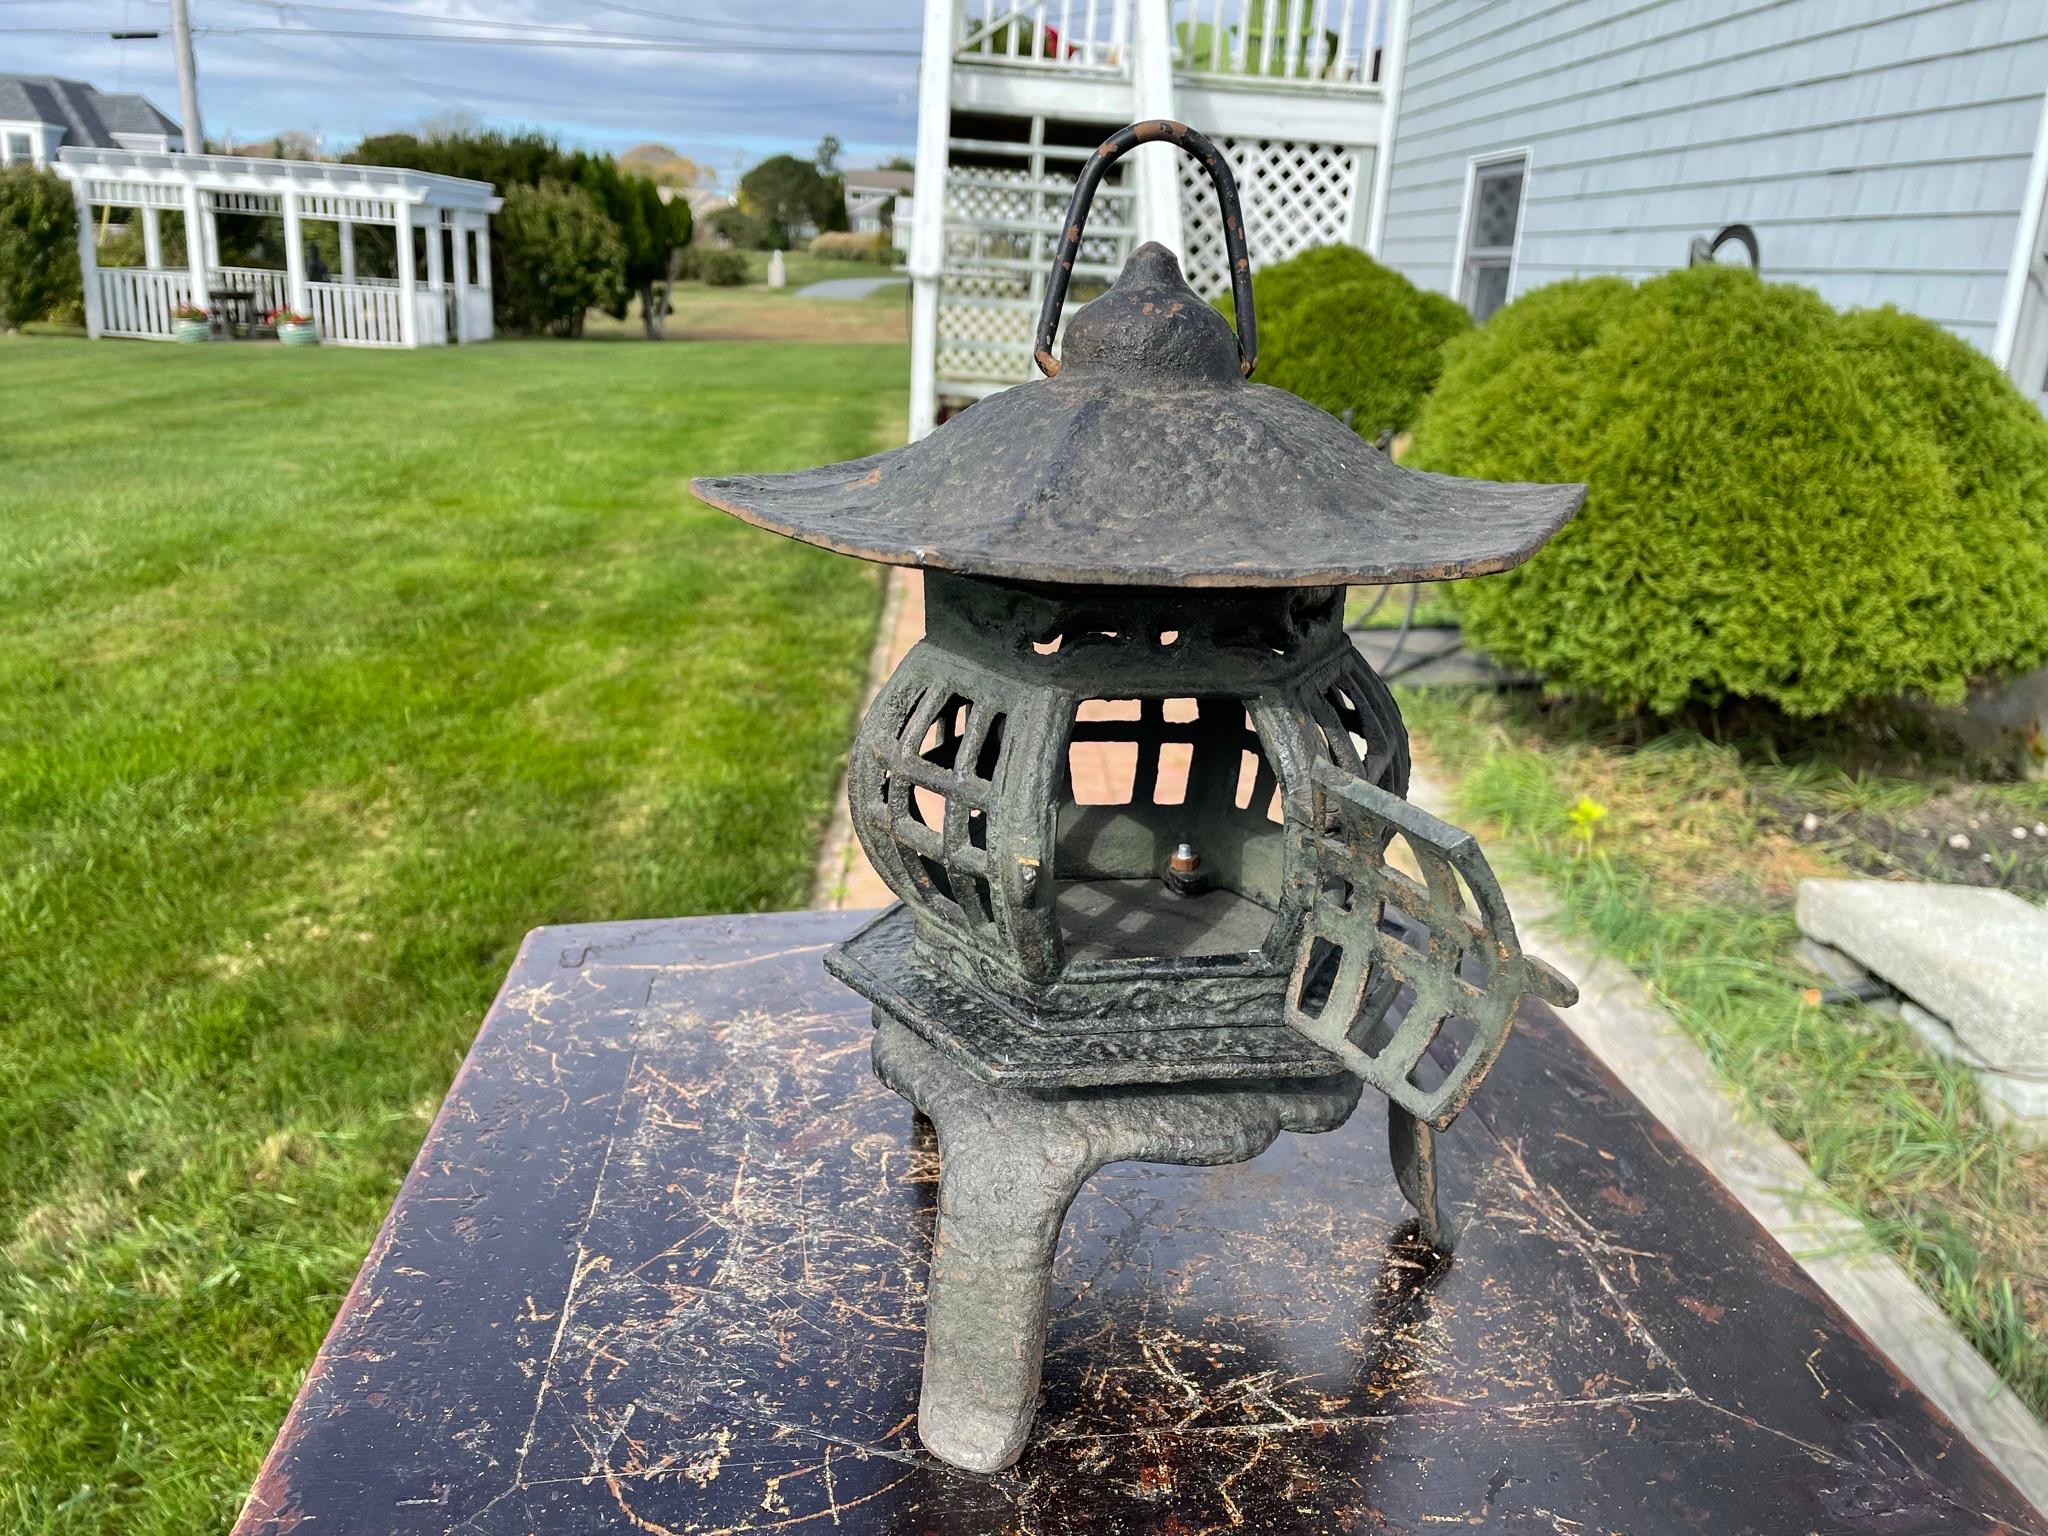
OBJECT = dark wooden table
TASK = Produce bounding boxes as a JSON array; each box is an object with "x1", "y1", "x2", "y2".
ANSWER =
[{"x1": 232, "y1": 912, "x2": 2044, "y2": 1535}]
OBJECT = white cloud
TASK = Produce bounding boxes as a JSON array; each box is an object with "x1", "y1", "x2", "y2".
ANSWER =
[{"x1": 2, "y1": 0, "x2": 920, "y2": 175}]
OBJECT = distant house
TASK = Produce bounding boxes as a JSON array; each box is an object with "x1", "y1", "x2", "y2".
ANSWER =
[
  {"x1": 1372, "y1": 0, "x2": 2048, "y2": 406},
  {"x1": 0, "y1": 74, "x2": 183, "y2": 167},
  {"x1": 659, "y1": 182, "x2": 732, "y2": 239},
  {"x1": 844, "y1": 168, "x2": 914, "y2": 238}
]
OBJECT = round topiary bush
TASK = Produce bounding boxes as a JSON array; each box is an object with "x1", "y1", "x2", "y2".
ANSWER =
[
  {"x1": 1408, "y1": 265, "x2": 2048, "y2": 716},
  {"x1": 1220, "y1": 245, "x2": 1471, "y2": 440}
]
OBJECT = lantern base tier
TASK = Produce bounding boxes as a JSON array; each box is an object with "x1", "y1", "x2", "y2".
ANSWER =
[
  {"x1": 869, "y1": 1012, "x2": 1364, "y2": 1472},
  {"x1": 826, "y1": 903, "x2": 1344, "y2": 1089}
]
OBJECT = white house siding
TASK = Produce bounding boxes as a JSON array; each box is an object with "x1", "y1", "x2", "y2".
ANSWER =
[{"x1": 1377, "y1": 0, "x2": 2048, "y2": 357}]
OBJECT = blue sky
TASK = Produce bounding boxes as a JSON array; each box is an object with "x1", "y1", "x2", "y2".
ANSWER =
[{"x1": 1, "y1": 0, "x2": 924, "y2": 180}]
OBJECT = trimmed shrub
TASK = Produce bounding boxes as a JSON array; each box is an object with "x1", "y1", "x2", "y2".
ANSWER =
[
  {"x1": 689, "y1": 247, "x2": 749, "y2": 286},
  {"x1": 810, "y1": 230, "x2": 892, "y2": 262},
  {"x1": 0, "y1": 166, "x2": 82, "y2": 330},
  {"x1": 1221, "y1": 244, "x2": 1471, "y2": 440},
  {"x1": 1409, "y1": 265, "x2": 2048, "y2": 715},
  {"x1": 495, "y1": 180, "x2": 625, "y2": 335}
]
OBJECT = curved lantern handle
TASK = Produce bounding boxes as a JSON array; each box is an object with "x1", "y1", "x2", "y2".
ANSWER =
[{"x1": 1033, "y1": 120, "x2": 1258, "y2": 380}]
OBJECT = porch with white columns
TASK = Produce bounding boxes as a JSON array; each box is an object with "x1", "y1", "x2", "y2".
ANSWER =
[{"x1": 55, "y1": 147, "x2": 501, "y2": 348}]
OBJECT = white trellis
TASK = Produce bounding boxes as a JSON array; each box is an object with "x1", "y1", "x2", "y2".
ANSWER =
[
  {"x1": 907, "y1": 0, "x2": 1388, "y2": 436},
  {"x1": 54, "y1": 147, "x2": 501, "y2": 348},
  {"x1": 1179, "y1": 138, "x2": 1363, "y2": 299},
  {"x1": 934, "y1": 151, "x2": 1140, "y2": 396}
]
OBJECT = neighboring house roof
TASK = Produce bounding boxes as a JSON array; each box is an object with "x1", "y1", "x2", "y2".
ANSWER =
[
  {"x1": 678, "y1": 186, "x2": 730, "y2": 217},
  {"x1": 0, "y1": 75, "x2": 181, "y2": 145},
  {"x1": 843, "y1": 168, "x2": 914, "y2": 196}
]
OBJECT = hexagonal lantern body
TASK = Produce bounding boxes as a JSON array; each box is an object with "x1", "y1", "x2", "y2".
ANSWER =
[{"x1": 830, "y1": 573, "x2": 1411, "y2": 1089}]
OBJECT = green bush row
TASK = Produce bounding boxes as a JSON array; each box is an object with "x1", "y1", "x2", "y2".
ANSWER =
[
  {"x1": 1221, "y1": 244, "x2": 1469, "y2": 441},
  {"x1": 1407, "y1": 266, "x2": 2048, "y2": 716},
  {"x1": 1244, "y1": 243, "x2": 2048, "y2": 717}
]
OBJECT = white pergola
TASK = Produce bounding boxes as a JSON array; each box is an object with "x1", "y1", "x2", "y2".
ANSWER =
[{"x1": 55, "y1": 147, "x2": 502, "y2": 347}]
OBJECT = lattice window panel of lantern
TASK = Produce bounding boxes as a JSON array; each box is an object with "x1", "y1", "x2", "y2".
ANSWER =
[
  {"x1": 871, "y1": 688, "x2": 1008, "y2": 933},
  {"x1": 1054, "y1": 695, "x2": 1293, "y2": 966},
  {"x1": 1178, "y1": 139, "x2": 1361, "y2": 300},
  {"x1": 1303, "y1": 650, "x2": 1410, "y2": 794}
]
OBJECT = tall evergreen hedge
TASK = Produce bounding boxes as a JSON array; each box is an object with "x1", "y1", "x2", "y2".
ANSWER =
[
  {"x1": 1221, "y1": 244, "x2": 1470, "y2": 440},
  {"x1": 1408, "y1": 266, "x2": 2048, "y2": 716},
  {"x1": 0, "y1": 167, "x2": 81, "y2": 330}
]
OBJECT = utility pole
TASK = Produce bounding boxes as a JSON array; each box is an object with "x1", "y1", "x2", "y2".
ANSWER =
[{"x1": 170, "y1": 0, "x2": 203, "y2": 153}]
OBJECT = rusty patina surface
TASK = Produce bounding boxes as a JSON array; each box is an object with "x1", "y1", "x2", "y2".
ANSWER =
[{"x1": 234, "y1": 913, "x2": 2045, "y2": 1535}]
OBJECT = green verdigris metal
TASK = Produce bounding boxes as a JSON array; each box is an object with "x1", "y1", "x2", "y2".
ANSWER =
[{"x1": 688, "y1": 121, "x2": 1585, "y2": 1473}]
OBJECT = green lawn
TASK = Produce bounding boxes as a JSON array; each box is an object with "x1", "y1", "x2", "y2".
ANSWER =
[
  {"x1": 1401, "y1": 686, "x2": 2048, "y2": 1420},
  {"x1": 0, "y1": 334, "x2": 897, "y2": 1534}
]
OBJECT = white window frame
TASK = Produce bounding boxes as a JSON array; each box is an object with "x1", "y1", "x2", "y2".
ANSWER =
[
  {"x1": 1, "y1": 128, "x2": 37, "y2": 167},
  {"x1": 1449, "y1": 148, "x2": 1530, "y2": 322}
]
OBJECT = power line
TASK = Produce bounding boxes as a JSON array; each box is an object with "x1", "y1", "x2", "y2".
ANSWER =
[
  {"x1": 200, "y1": 0, "x2": 917, "y2": 44},
  {"x1": 567, "y1": 0, "x2": 921, "y2": 32},
  {"x1": 1, "y1": 22, "x2": 921, "y2": 56},
  {"x1": 123, "y1": 19, "x2": 912, "y2": 126},
  {"x1": 200, "y1": 25, "x2": 923, "y2": 56}
]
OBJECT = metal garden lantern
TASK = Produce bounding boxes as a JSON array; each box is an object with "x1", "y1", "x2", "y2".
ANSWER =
[{"x1": 691, "y1": 121, "x2": 1585, "y2": 1474}]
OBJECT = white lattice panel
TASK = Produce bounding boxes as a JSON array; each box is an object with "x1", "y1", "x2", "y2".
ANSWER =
[
  {"x1": 1179, "y1": 138, "x2": 1360, "y2": 299},
  {"x1": 938, "y1": 163, "x2": 1137, "y2": 392}
]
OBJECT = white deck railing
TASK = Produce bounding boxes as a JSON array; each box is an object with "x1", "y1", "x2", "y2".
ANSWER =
[
  {"x1": 955, "y1": 0, "x2": 1132, "y2": 71},
  {"x1": 306, "y1": 280, "x2": 406, "y2": 346},
  {"x1": 950, "y1": 0, "x2": 1384, "y2": 87},
  {"x1": 97, "y1": 267, "x2": 193, "y2": 339},
  {"x1": 1170, "y1": 0, "x2": 1386, "y2": 87}
]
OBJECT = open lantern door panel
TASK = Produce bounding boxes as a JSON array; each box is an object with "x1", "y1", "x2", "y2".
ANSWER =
[{"x1": 1286, "y1": 762, "x2": 1577, "y2": 1132}]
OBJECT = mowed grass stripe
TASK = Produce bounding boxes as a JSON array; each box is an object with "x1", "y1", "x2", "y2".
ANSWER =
[{"x1": 0, "y1": 336, "x2": 894, "y2": 1535}]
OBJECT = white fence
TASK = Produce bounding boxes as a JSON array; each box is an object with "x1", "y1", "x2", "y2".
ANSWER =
[
  {"x1": 96, "y1": 267, "x2": 193, "y2": 338},
  {"x1": 1170, "y1": 0, "x2": 1386, "y2": 87},
  {"x1": 306, "y1": 280, "x2": 405, "y2": 346}
]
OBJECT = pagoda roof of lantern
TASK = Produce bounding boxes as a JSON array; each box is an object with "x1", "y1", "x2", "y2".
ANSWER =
[{"x1": 692, "y1": 244, "x2": 1583, "y2": 589}]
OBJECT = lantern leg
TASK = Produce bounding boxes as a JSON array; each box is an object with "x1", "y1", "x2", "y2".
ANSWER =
[
  {"x1": 917, "y1": 1115, "x2": 1093, "y2": 1472},
  {"x1": 871, "y1": 1013, "x2": 1359, "y2": 1473},
  {"x1": 1389, "y1": 1106, "x2": 1457, "y2": 1253}
]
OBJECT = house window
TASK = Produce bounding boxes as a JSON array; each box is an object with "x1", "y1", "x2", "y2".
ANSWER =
[
  {"x1": 3, "y1": 132, "x2": 32, "y2": 166},
  {"x1": 1459, "y1": 155, "x2": 1526, "y2": 322}
]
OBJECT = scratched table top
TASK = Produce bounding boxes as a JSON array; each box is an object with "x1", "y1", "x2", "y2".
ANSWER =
[{"x1": 233, "y1": 911, "x2": 2043, "y2": 1535}]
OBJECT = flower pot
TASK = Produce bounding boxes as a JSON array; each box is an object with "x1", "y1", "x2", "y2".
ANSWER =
[
  {"x1": 278, "y1": 320, "x2": 318, "y2": 347},
  {"x1": 174, "y1": 318, "x2": 210, "y2": 344}
]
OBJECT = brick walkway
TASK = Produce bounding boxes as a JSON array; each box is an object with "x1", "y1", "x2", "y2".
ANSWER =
[{"x1": 812, "y1": 571, "x2": 923, "y2": 910}]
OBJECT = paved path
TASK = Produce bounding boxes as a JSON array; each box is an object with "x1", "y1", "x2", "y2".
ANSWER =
[{"x1": 793, "y1": 275, "x2": 907, "y2": 300}]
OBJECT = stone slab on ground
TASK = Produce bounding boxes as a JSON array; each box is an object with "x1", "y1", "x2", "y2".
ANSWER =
[
  {"x1": 1895, "y1": 998, "x2": 2048, "y2": 1142},
  {"x1": 1796, "y1": 878, "x2": 2048, "y2": 1075},
  {"x1": 1798, "y1": 937, "x2": 2048, "y2": 1146},
  {"x1": 232, "y1": 911, "x2": 2043, "y2": 1535}
]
